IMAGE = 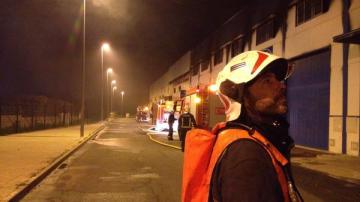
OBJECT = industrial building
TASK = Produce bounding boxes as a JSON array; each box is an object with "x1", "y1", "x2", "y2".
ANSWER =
[{"x1": 149, "y1": 0, "x2": 360, "y2": 156}]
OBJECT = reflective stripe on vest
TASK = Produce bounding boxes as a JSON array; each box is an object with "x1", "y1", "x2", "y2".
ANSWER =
[{"x1": 206, "y1": 129, "x2": 290, "y2": 202}]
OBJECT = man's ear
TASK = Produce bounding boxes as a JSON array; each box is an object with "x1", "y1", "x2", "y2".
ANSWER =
[{"x1": 219, "y1": 80, "x2": 244, "y2": 103}]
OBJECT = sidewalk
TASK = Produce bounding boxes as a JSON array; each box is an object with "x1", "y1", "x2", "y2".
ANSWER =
[
  {"x1": 140, "y1": 124, "x2": 360, "y2": 184},
  {"x1": 291, "y1": 146, "x2": 360, "y2": 183},
  {"x1": 0, "y1": 123, "x2": 103, "y2": 201}
]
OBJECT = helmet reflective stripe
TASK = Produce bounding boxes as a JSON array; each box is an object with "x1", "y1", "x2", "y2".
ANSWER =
[
  {"x1": 215, "y1": 50, "x2": 289, "y2": 121},
  {"x1": 216, "y1": 51, "x2": 288, "y2": 87},
  {"x1": 251, "y1": 51, "x2": 269, "y2": 74}
]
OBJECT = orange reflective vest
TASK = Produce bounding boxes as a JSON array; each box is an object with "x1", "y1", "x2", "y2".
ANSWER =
[{"x1": 182, "y1": 123, "x2": 290, "y2": 202}]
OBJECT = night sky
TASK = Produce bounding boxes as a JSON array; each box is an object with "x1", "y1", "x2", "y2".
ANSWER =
[{"x1": 0, "y1": 0, "x2": 253, "y2": 117}]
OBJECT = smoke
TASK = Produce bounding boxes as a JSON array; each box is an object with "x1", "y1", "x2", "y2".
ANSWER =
[{"x1": 90, "y1": 0, "x2": 130, "y2": 20}]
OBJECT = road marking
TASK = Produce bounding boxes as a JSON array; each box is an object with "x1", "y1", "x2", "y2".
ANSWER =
[{"x1": 129, "y1": 173, "x2": 160, "y2": 179}]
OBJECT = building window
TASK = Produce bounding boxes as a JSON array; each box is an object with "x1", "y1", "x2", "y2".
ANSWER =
[
  {"x1": 256, "y1": 19, "x2": 275, "y2": 45},
  {"x1": 201, "y1": 59, "x2": 210, "y2": 71},
  {"x1": 262, "y1": 46, "x2": 273, "y2": 53},
  {"x1": 231, "y1": 38, "x2": 244, "y2": 58},
  {"x1": 192, "y1": 63, "x2": 200, "y2": 76},
  {"x1": 296, "y1": 0, "x2": 324, "y2": 26},
  {"x1": 214, "y1": 48, "x2": 223, "y2": 65}
]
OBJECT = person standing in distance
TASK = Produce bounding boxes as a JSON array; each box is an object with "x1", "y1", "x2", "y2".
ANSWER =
[
  {"x1": 178, "y1": 106, "x2": 197, "y2": 152},
  {"x1": 168, "y1": 110, "x2": 176, "y2": 140}
]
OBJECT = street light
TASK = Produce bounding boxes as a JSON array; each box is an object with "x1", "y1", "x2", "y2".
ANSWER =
[
  {"x1": 121, "y1": 91, "x2": 125, "y2": 117},
  {"x1": 110, "y1": 80, "x2": 116, "y2": 114},
  {"x1": 106, "y1": 67, "x2": 113, "y2": 116},
  {"x1": 80, "y1": 0, "x2": 86, "y2": 137},
  {"x1": 111, "y1": 86, "x2": 117, "y2": 113},
  {"x1": 102, "y1": 43, "x2": 110, "y2": 52},
  {"x1": 100, "y1": 42, "x2": 110, "y2": 121},
  {"x1": 107, "y1": 67, "x2": 113, "y2": 74}
]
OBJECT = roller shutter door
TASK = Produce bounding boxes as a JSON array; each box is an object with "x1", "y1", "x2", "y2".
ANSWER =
[{"x1": 287, "y1": 49, "x2": 330, "y2": 150}]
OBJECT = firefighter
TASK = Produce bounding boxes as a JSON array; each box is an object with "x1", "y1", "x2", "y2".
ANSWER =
[
  {"x1": 209, "y1": 51, "x2": 302, "y2": 201},
  {"x1": 168, "y1": 110, "x2": 176, "y2": 140},
  {"x1": 178, "y1": 106, "x2": 197, "y2": 152}
]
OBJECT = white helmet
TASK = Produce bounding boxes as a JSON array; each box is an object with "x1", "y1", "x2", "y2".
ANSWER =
[{"x1": 216, "y1": 50, "x2": 292, "y2": 121}]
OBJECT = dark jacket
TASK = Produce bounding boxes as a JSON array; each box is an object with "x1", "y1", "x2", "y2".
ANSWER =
[
  {"x1": 210, "y1": 114, "x2": 297, "y2": 202},
  {"x1": 178, "y1": 112, "x2": 197, "y2": 130}
]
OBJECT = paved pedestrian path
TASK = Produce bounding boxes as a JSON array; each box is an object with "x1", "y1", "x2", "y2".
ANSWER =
[
  {"x1": 0, "y1": 123, "x2": 103, "y2": 201},
  {"x1": 291, "y1": 146, "x2": 360, "y2": 184}
]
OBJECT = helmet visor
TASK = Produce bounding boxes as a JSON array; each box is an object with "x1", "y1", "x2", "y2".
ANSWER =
[{"x1": 263, "y1": 58, "x2": 293, "y2": 81}]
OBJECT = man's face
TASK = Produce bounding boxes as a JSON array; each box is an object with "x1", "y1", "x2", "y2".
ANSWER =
[{"x1": 246, "y1": 71, "x2": 287, "y2": 116}]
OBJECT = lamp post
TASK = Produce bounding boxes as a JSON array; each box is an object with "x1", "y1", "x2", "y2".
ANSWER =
[
  {"x1": 80, "y1": 0, "x2": 86, "y2": 137},
  {"x1": 110, "y1": 80, "x2": 116, "y2": 113},
  {"x1": 111, "y1": 86, "x2": 117, "y2": 113},
  {"x1": 106, "y1": 67, "x2": 113, "y2": 116},
  {"x1": 121, "y1": 91, "x2": 125, "y2": 117},
  {"x1": 100, "y1": 43, "x2": 110, "y2": 120}
]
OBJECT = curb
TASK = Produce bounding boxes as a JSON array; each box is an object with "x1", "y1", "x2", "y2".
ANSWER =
[
  {"x1": 7, "y1": 124, "x2": 105, "y2": 202},
  {"x1": 294, "y1": 145, "x2": 337, "y2": 155}
]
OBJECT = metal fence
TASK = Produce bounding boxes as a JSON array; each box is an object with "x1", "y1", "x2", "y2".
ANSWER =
[{"x1": 0, "y1": 102, "x2": 79, "y2": 135}]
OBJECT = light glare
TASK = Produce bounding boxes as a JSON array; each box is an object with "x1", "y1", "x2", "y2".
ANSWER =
[
  {"x1": 195, "y1": 97, "x2": 201, "y2": 104},
  {"x1": 102, "y1": 43, "x2": 110, "y2": 51},
  {"x1": 209, "y1": 84, "x2": 218, "y2": 92}
]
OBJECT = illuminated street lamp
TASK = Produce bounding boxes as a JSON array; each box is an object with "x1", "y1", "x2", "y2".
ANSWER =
[
  {"x1": 111, "y1": 86, "x2": 117, "y2": 113},
  {"x1": 121, "y1": 91, "x2": 125, "y2": 117},
  {"x1": 106, "y1": 67, "x2": 113, "y2": 115},
  {"x1": 107, "y1": 67, "x2": 113, "y2": 74},
  {"x1": 102, "y1": 43, "x2": 110, "y2": 52},
  {"x1": 109, "y1": 80, "x2": 116, "y2": 114},
  {"x1": 100, "y1": 42, "x2": 110, "y2": 120}
]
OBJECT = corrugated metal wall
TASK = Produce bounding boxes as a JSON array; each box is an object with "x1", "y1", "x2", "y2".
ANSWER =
[{"x1": 287, "y1": 49, "x2": 331, "y2": 149}]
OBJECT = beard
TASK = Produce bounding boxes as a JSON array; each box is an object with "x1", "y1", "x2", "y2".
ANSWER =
[{"x1": 254, "y1": 96, "x2": 287, "y2": 115}]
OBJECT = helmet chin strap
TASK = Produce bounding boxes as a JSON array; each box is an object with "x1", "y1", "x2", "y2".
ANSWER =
[
  {"x1": 218, "y1": 82, "x2": 247, "y2": 122},
  {"x1": 226, "y1": 101, "x2": 241, "y2": 121},
  {"x1": 218, "y1": 92, "x2": 239, "y2": 122}
]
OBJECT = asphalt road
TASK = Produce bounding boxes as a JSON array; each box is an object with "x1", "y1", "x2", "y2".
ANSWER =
[
  {"x1": 23, "y1": 119, "x2": 183, "y2": 202},
  {"x1": 22, "y1": 118, "x2": 360, "y2": 202}
]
